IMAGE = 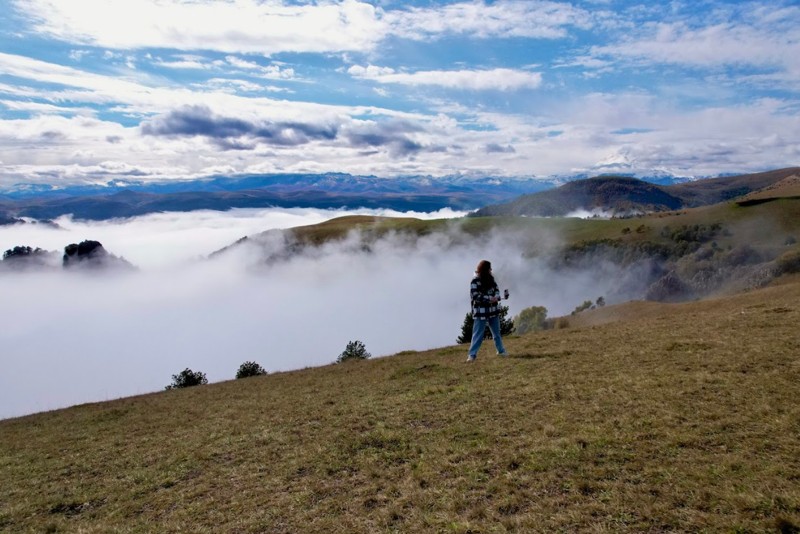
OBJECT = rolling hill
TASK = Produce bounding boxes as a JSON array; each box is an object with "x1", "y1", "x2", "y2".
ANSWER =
[
  {"x1": 211, "y1": 187, "x2": 800, "y2": 306},
  {"x1": 472, "y1": 167, "x2": 800, "y2": 217},
  {"x1": 736, "y1": 173, "x2": 800, "y2": 206}
]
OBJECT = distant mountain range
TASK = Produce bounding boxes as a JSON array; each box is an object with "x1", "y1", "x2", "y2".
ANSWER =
[
  {"x1": 0, "y1": 173, "x2": 561, "y2": 222},
  {"x1": 0, "y1": 169, "x2": 795, "y2": 223},
  {"x1": 471, "y1": 168, "x2": 800, "y2": 217}
]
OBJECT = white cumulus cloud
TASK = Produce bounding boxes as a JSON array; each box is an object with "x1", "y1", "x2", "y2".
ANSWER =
[{"x1": 14, "y1": 0, "x2": 386, "y2": 54}]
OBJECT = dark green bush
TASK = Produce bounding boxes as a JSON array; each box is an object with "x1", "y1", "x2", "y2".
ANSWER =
[
  {"x1": 336, "y1": 340, "x2": 372, "y2": 363},
  {"x1": 571, "y1": 300, "x2": 593, "y2": 315},
  {"x1": 236, "y1": 361, "x2": 268, "y2": 379},
  {"x1": 165, "y1": 368, "x2": 208, "y2": 390}
]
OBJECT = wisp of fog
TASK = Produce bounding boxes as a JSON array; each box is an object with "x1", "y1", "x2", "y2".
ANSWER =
[{"x1": 0, "y1": 207, "x2": 631, "y2": 420}]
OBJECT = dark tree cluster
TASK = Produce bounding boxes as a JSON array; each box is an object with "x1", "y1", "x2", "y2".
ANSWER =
[
  {"x1": 1, "y1": 245, "x2": 55, "y2": 270},
  {"x1": 556, "y1": 238, "x2": 673, "y2": 269},
  {"x1": 660, "y1": 223, "x2": 724, "y2": 244},
  {"x1": 165, "y1": 368, "x2": 208, "y2": 390},
  {"x1": 236, "y1": 361, "x2": 268, "y2": 379},
  {"x1": 2, "y1": 240, "x2": 134, "y2": 272},
  {"x1": 3, "y1": 245, "x2": 45, "y2": 260}
]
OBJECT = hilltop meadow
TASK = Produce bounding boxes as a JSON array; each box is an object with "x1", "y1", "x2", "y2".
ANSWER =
[
  {"x1": 1, "y1": 276, "x2": 798, "y2": 532},
  {"x1": 2, "y1": 191, "x2": 800, "y2": 532}
]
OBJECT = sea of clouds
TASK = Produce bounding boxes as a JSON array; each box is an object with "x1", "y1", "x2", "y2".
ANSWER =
[{"x1": 0, "y1": 207, "x2": 634, "y2": 420}]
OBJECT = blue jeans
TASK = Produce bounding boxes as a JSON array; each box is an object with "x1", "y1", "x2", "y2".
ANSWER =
[{"x1": 468, "y1": 315, "x2": 506, "y2": 359}]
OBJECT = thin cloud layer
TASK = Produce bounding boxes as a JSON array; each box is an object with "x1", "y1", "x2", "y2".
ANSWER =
[
  {"x1": 348, "y1": 66, "x2": 543, "y2": 91},
  {"x1": 383, "y1": 0, "x2": 594, "y2": 40},
  {"x1": 589, "y1": 6, "x2": 800, "y2": 73}
]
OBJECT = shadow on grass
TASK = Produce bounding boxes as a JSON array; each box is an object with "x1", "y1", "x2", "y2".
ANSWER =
[{"x1": 510, "y1": 350, "x2": 573, "y2": 360}]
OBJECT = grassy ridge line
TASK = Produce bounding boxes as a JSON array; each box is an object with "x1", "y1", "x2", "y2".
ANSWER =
[
  {"x1": 2, "y1": 280, "x2": 799, "y2": 532},
  {"x1": 282, "y1": 199, "x2": 800, "y2": 254}
]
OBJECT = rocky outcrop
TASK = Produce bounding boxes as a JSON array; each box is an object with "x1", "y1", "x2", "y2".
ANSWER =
[{"x1": 62, "y1": 240, "x2": 134, "y2": 270}]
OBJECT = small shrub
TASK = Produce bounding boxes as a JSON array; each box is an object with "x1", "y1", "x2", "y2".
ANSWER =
[
  {"x1": 337, "y1": 340, "x2": 371, "y2": 363},
  {"x1": 165, "y1": 368, "x2": 208, "y2": 390},
  {"x1": 571, "y1": 300, "x2": 593, "y2": 315},
  {"x1": 514, "y1": 306, "x2": 548, "y2": 335},
  {"x1": 236, "y1": 361, "x2": 267, "y2": 379}
]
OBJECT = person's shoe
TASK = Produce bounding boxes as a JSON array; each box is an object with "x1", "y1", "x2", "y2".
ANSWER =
[
  {"x1": 498, "y1": 352, "x2": 509, "y2": 357},
  {"x1": 466, "y1": 356, "x2": 476, "y2": 363}
]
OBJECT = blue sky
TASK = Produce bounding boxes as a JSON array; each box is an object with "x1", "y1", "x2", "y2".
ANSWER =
[{"x1": 0, "y1": 0, "x2": 798, "y2": 189}]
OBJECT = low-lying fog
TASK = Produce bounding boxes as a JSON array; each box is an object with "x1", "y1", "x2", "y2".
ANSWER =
[{"x1": 1, "y1": 207, "x2": 629, "y2": 420}]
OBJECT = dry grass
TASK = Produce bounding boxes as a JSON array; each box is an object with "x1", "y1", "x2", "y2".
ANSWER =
[{"x1": 2, "y1": 277, "x2": 799, "y2": 533}]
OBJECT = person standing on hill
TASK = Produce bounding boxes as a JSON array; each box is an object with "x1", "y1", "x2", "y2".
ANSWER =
[{"x1": 467, "y1": 259, "x2": 508, "y2": 362}]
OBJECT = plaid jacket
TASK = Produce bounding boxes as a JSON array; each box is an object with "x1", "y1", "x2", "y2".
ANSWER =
[{"x1": 470, "y1": 275, "x2": 501, "y2": 319}]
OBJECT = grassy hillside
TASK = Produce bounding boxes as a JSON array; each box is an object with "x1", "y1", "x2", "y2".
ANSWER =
[
  {"x1": 472, "y1": 167, "x2": 800, "y2": 217},
  {"x1": 472, "y1": 176, "x2": 683, "y2": 217},
  {"x1": 2, "y1": 277, "x2": 799, "y2": 532},
  {"x1": 218, "y1": 197, "x2": 800, "y2": 305},
  {"x1": 668, "y1": 168, "x2": 800, "y2": 207},
  {"x1": 268, "y1": 192, "x2": 800, "y2": 258},
  {"x1": 737, "y1": 174, "x2": 800, "y2": 207}
]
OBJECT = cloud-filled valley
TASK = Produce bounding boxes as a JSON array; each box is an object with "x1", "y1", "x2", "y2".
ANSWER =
[{"x1": 0, "y1": 207, "x2": 637, "y2": 420}]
